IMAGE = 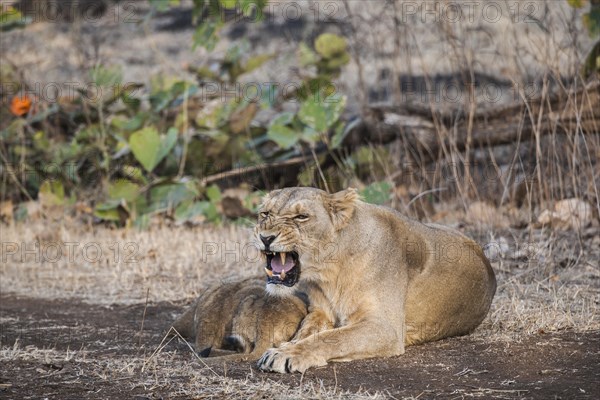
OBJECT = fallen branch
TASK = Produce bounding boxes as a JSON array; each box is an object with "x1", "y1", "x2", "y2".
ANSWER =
[
  {"x1": 202, "y1": 82, "x2": 600, "y2": 188},
  {"x1": 346, "y1": 81, "x2": 600, "y2": 162},
  {"x1": 200, "y1": 154, "x2": 312, "y2": 188}
]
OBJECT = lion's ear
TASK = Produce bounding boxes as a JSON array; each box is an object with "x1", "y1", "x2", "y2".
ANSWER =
[{"x1": 325, "y1": 188, "x2": 359, "y2": 230}]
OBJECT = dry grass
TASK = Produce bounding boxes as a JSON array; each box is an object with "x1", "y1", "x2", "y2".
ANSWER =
[
  {"x1": 0, "y1": 219, "x2": 262, "y2": 304},
  {"x1": 2, "y1": 217, "x2": 598, "y2": 335},
  {"x1": 478, "y1": 226, "x2": 600, "y2": 339},
  {"x1": 1, "y1": 342, "x2": 384, "y2": 399}
]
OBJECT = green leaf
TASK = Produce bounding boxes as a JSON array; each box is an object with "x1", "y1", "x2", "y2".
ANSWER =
[
  {"x1": 108, "y1": 180, "x2": 140, "y2": 202},
  {"x1": 298, "y1": 42, "x2": 318, "y2": 66},
  {"x1": 33, "y1": 131, "x2": 49, "y2": 150},
  {"x1": 94, "y1": 207, "x2": 121, "y2": 222},
  {"x1": 330, "y1": 121, "x2": 346, "y2": 149},
  {"x1": 170, "y1": 81, "x2": 198, "y2": 99},
  {"x1": 0, "y1": 7, "x2": 30, "y2": 31},
  {"x1": 325, "y1": 94, "x2": 347, "y2": 125},
  {"x1": 190, "y1": 66, "x2": 219, "y2": 81},
  {"x1": 158, "y1": 127, "x2": 178, "y2": 164},
  {"x1": 240, "y1": 0, "x2": 267, "y2": 18},
  {"x1": 269, "y1": 112, "x2": 294, "y2": 127},
  {"x1": 267, "y1": 124, "x2": 299, "y2": 149},
  {"x1": 206, "y1": 184, "x2": 222, "y2": 203},
  {"x1": 219, "y1": 0, "x2": 238, "y2": 9},
  {"x1": 134, "y1": 213, "x2": 151, "y2": 229},
  {"x1": 129, "y1": 127, "x2": 160, "y2": 172},
  {"x1": 584, "y1": 7, "x2": 600, "y2": 37},
  {"x1": 315, "y1": 33, "x2": 347, "y2": 58},
  {"x1": 95, "y1": 199, "x2": 121, "y2": 210},
  {"x1": 148, "y1": 182, "x2": 198, "y2": 213},
  {"x1": 225, "y1": 41, "x2": 247, "y2": 64},
  {"x1": 244, "y1": 54, "x2": 273, "y2": 73},
  {"x1": 193, "y1": 20, "x2": 220, "y2": 51},
  {"x1": 120, "y1": 165, "x2": 147, "y2": 185},
  {"x1": 150, "y1": 74, "x2": 181, "y2": 94},
  {"x1": 567, "y1": 0, "x2": 586, "y2": 8},
  {"x1": 94, "y1": 200, "x2": 122, "y2": 221},
  {"x1": 322, "y1": 52, "x2": 351, "y2": 70},
  {"x1": 11, "y1": 145, "x2": 29, "y2": 157},
  {"x1": 150, "y1": 0, "x2": 180, "y2": 12},
  {"x1": 360, "y1": 182, "x2": 392, "y2": 205},
  {"x1": 175, "y1": 198, "x2": 220, "y2": 223},
  {"x1": 301, "y1": 126, "x2": 320, "y2": 144},
  {"x1": 203, "y1": 202, "x2": 220, "y2": 222},
  {"x1": 90, "y1": 65, "x2": 122, "y2": 88},
  {"x1": 298, "y1": 97, "x2": 329, "y2": 132},
  {"x1": 149, "y1": 91, "x2": 172, "y2": 112},
  {"x1": 38, "y1": 181, "x2": 65, "y2": 206},
  {"x1": 129, "y1": 126, "x2": 177, "y2": 172},
  {"x1": 259, "y1": 83, "x2": 278, "y2": 108},
  {"x1": 112, "y1": 114, "x2": 146, "y2": 133},
  {"x1": 298, "y1": 93, "x2": 347, "y2": 133},
  {"x1": 582, "y1": 40, "x2": 600, "y2": 77},
  {"x1": 175, "y1": 200, "x2": 211, "y2": 222},
  {"x1": 354, "y1": 147, "x2": 371, "y2": 165},
  {"x1": 131, "y1": 193, "x2": 148, "y2": 214}
]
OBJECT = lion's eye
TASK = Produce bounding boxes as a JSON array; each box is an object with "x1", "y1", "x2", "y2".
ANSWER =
[
  {"x1": 294, "y1": 214, "x2": 309, "y2": 222},
  {"x1": 259, "y1": 212, "x2": 269, "y2": 219}
]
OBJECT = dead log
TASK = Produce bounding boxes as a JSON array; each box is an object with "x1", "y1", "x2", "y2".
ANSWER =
[
  {"x1": 347, "y1": 81, "x2": 600, "y2": 163},
  {"x1": 202, "y1": 82, "x2": 600, "y2": 188}
]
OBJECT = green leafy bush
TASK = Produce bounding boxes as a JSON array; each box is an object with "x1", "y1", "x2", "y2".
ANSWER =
[{"x1": 0, "y1": 1, "x2": 379, "y2": 227}]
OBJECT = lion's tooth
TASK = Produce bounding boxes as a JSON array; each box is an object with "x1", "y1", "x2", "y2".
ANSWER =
[
  {"x1": 264, "y1": 267, "x2": 273, "y2": 277},
  {"x1": 280, "y1": 270, "x2": 286, "y2": 280},
  {"x1": 279, "y1": 252, "x2": 286, "y2": 265}
]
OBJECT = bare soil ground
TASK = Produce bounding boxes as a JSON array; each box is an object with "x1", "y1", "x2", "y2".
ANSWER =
[{"x1": 1, "y1": 295, "x2": 599, "y2": 400}]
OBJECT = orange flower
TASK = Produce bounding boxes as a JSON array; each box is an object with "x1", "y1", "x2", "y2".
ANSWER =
[{"x1": 10, "y1": 95, "x2": 32, "y2": 117}]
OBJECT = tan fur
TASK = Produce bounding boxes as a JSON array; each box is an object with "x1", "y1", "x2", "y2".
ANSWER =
[
  {"x1": 172, "y1": 276, "x2": 307, "y2": 360},
  {"x1": 254, "y1": 187, "x2": 497, "y2": 373}
]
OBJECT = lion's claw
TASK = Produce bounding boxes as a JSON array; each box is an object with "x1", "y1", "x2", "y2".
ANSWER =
[{"x1": 257, "y1": 346, "x2": 326, "y2": 373}]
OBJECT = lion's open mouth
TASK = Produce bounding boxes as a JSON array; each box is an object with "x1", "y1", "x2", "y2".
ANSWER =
[{"x1": 263, "y1": 251, "x2": 300, "y2": 287}]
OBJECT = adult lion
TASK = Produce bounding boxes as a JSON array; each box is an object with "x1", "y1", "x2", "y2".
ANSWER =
[{"x1": 254, "y1": 187, "x2": 496, "y2": 373}]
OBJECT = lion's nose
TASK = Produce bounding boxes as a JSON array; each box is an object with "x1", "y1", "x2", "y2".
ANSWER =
[{"x1": 259, "y1": 235, "x2": 277, "y2": 248}]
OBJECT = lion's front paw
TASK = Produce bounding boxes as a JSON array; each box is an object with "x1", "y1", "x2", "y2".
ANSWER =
[
  {"x1": 293, "y1": 312, "x2": 334, "y2": 341},
  {"x1": 257, "y1": 346, "x2": 327, "y2": 373}
]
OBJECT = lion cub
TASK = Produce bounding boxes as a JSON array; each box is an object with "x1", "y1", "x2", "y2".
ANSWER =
[{"x1": 172, "y1": 276, "x2": 307, "y2": 359}]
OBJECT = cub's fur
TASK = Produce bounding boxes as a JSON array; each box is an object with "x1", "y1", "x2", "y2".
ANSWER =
[
  {"x1": 172, "y1": 276, "x2": 307, "y2": 359},
  {"x1": 254, "y1": 187, "x2": 497, "y2": 373}
]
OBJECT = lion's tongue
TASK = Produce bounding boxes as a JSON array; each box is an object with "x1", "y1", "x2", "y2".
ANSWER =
[{"x1": 271, "y1": 254, "x2": 294, "y2": 273}]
